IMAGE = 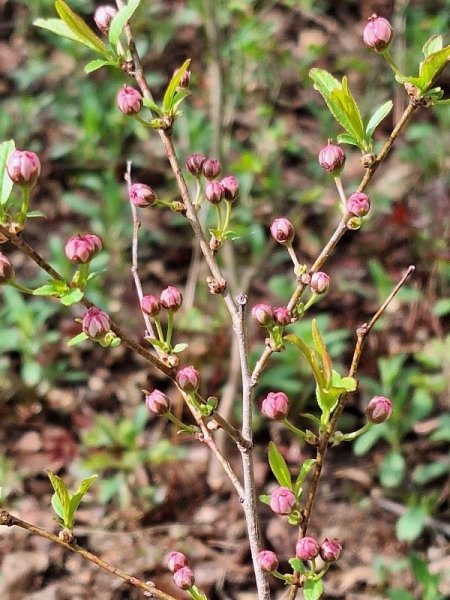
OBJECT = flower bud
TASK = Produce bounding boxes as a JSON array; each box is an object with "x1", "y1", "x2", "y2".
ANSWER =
[
  {"x1": 270, "y1": 218, "x2": 294, "y2": 245},
  {"x1": 366, "y1": 395, "x2": 392, "y2": 424},
  {"x1": 269, "y1": 486, "x2": 296, "y2": 515},
  {"x1": 160, "y1": 286, "x2": 183, "y2": 311},
  {"x1": 310, "y1": 271, "x2": 330, "y2": 294},
  {"x1": 221, "y1": 176, "x2": 240, "y2": 202},
  {"x1": 173, "y1": 566, "x2": 195, "y2": 590},
  {"x1": 258, "y1": 550, "x2": 279, "y2": 573},
  {"x1": 318, "y1": 141, "x2": 346, "y2": 175},
  {"x1": 202, "y1": 158, "x2": 221, "y2": 180},
  {"x1": 6, "y1": 150, "x2": 41, "y2": 187},
  {"x1": 174, "y1": 67, "x2": 191, "y2": 89},
  {"x1": 273, "y1": 307, "x2": 290, "y2": 326},
  {"x1": 145, "y1": 389, "x2": 170, "y2": 415},
  {"x1": 117, "y1": 85, "x2": 143, "y2": 115},
  {"x1": 363, "y1": 14, "x2": 393, "y2": 52},
  {"x1": 347, "y1": 192, "x2": 371, "y2": 217},
  {"x1": 261, "y1": 392, "x2": 289, "y2": 421},
  {"x1": 0, "y1": 253, "x2": 14, "y2": 283},
  {"x1": 251, "y1": 303, "x2": 274, "y2": 327},
  {"x1": 186, "y1": 153, "x2": 206, "y2": 177},
  {"x1": 319, "y1": 538, "x2": 342, "y2": 563},
  {"x1": 296, "y1": 536, "x2": 320, "y2": 561},
  {"x1": 205, "y1": 181, "x2": 225, "y2": 204},
  {"x1": 82, "y1": 307, "x2": 111, "y2": 339},
  {"x1": 65, "y1": 234, "x2": 102, "y2": 264},
  {"x1": 167, "y1": 551, "x2": 189, "y2": 573},
  {"x1": 129, "y1": 183, "x2": 157, "y2": 208},
  {"x1": 141, "y1": 295, "x2": 160, "y2": 317},
  {"x1": 93, "y1": 5, "x2": 117, "y2": 34},
  {"x1": 176, "y1": 366, "x2": 200, "y2": 392}
]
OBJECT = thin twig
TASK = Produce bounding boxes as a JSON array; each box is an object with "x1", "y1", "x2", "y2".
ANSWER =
[{"x1": 0, "y1": 510, "x2": 176, "y2": 600}]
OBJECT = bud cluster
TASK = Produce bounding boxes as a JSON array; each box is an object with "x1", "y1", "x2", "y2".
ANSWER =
[
  {"x1": 185, "y1": 154, "x2": 240, "y2": 204},
  {"x1": 141, "y1": 286, "x2": 183, "y2": 319},
  {"x1": 296, "y1": 536, "x2": 342, "y2": 563},
  {"x1": 65, "y1": 234, "x2": 103, "y2": 264},
  {"x1": 166, "y1": 551, "x2": 195, "y2": 590}
]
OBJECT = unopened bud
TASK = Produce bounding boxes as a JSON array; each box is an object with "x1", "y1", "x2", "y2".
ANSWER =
[
  {"x1": 318, "y1": 141, "x2": 346, "y2": 175},
  {"x1": 65, "y1": 234, "x2": 102, "y2": 264},
  {"x1": 319, "y1": 538, "x2": 342, "y2": 563},
  {"x1": 296, "y1": 536, "x2": 320, "y2": 561},
  {"x1": 6, "y1": 150, "x2": 41, "y2": 187},
  {"x1": 273, "y1": 307, "x2": 290, "y2": 326},
  {"x1": 363, "y1": 14, "x2": 393, "y2": 52},
  {"x1": 0, "y1": 253, "x2": 14, "y2": 283},
  {"x1": 220, "y1": 176, "x2": 240, "y2": 202},
  {"x1": 176, "y1": 366, "x2": 200, "y2": 392},
  {"x1": 167, "y1": 551, "x2": 189, "y2": 573},
  {"x1": 145, "y1": 389, "x2": 170, "y2": 415},
  {"x1": 347, "y1": 192, "x2": 371, "y2": 217},
  {"x1": 117, "y1": 85, "x2": 143, "y2": 115},
  {"x1": 94, "y1": 5, "x2": 117, "y2": 34},
  {"x1": 129, "y1": 183, "x2": 157, "y2": 208},
  {"x1": 186, "y1": 153, "x2": 206, "y2": 177},
  {"x1": 258, "y1": 550, "x2": 279, "y2": 573},
  {"x1": 269, "y1": 486, "x2": 296, "y2": 515},
  {"x1": 173, "y1": 566, "x2": 195, "y2": 590},
  {"x1": 141, "y1": 295, "x2": 160, "y2": 317},
  {"x1": 160, "y1": 286, "x2": 183, "y2": 311},
  {"x1": 366, "y1": 395, "x2": 392, "y2": 424},
  {"x1": 202, "y1": 158, "x2": 221, "y2": 180},
  {"x1": 174, "y1": 67, "x2": 191, "y2": 89},
  {"x1": 205, "y1": 181, "x2": 225, "y2": 204},
  {"x1": 82, "y1": 307, "x2": 111, "y2": 339},
  {"x1": 310, "y1": 271, "x2": 330, "y2": 294},
  {"x1": 270, "y1": 218, "x2": 294, "y2": 245},
  {"x1": 261, "y1": 391, "x2": 289, "y2": 420},
  {"x1": 251, "y1": 303, "x2": 274, "y2": 327}
]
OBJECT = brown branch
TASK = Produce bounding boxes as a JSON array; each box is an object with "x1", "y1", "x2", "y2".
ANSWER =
[{"x1": 0, "y1": 509, "x2": 176, "y2": 600}]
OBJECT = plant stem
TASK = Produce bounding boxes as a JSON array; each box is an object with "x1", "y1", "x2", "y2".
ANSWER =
[
  {"x1": 18, "y1": 186, "x2": 30, "y2": 224},
  {"x1": 333, "y1": 175, "x2": 347, "y2": 209},
  {"x1": 166, "y1": 311, "x2": 174, "y2": 348},
  {"x1": 9, "y1": 280, "x2": 34, "y2": 294},
  {"x1": 286, "y1": 243, "x2": 300, "y2": 270},
  {"x1": 282, "y1": 418, "x2": 308, "y2": 440}
]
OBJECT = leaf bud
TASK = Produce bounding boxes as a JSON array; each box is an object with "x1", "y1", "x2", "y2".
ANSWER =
[
  {"x1": 82, "y1": 307, "x2": 111, "y2": 339},
  {"x1": 129, "y1": 183, "x2": 157, "y2": 208},
  {"x1": 366, "y1": 395, "x2": 392, "y2": 424},
  {"x1": 258, "y1": 550, "x2": 279, "y2": 573},
  {"x1": 176, "y1": 366, "x2": 200, "y2": 392},
  {"x1": 261, "y1": 391, "x2": 289, "y2": 420},
  {"x1": 145, "y1": 389, "x2": 170, "y2": 416},
  {"x1": 93, "y1": 5, "x2": 117, "y2": 34},
  {"x1": 167, "y1": 551, "x2": 189, "y2": 573},
  {"x1": 6, "y1": 150, "x2": 41, "y2": 187},
  {"x1": 251, "y1": 303, "x2": 274, "y2": 327},
  {"x1": 202, "y1": 158, "x2": 221, "y2": 180},
  {"x1": 363, "y1": 14, "x2": 393, "y2": 52},
  {"x1": 65, "y1": 234, "x2": 102, "y2": 264},
  {"x1": 346, "y1": 192, "x2": 371, "y2": 217},
  {"x1": 296, "y1": 536, "x2": 320, "y2": 561},
  {"x1": 205, "y1": 180, "x2": 225, "y2": 204},
  {"x1": 117, "y1": 85, "x2": 143, "y2": 115},
  {"x1": 186, "y1": 153, "x2": 206, "y2": 177},
  {"x1": 310, "y1": 271, "x2": 330, "y2": 294},
  {"x1": 318, "y1": 140, "x2": 346, "y2": 175},
  {"x1": 141, "y1": 295, "x2": 160, "y2": 317},
  {"x1": 174, "y1": 67, "x2": 191, "y2": 89},
  {"x1": 0, "y1": 253, "x2": 14, "y2": 283},
  {"x1": 220, "y1": 176, "x2": 240, "y2": 202},
  {"x1": 273, "y1": 307, "x2": 291, "y2": 326},
  {"x1": 160, "y1": 286, "x2": 183, "y2": 311},
  {"x1": 269, "y1": 486, "x2": 296, "y2": 515},
  {"x1": 270, "y1": 218, "x2": 294, "y2": 245},
  {"x1": 319, "y1": 538, "x2": 342, "y2": 563},
  {"x1": 173, "y1": 566, "x2": 195, "y2": 590}
]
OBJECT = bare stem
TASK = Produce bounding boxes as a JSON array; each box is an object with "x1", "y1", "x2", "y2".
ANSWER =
[{"x1": 0, "y1": 510, "x2": 176, "y2": 600}]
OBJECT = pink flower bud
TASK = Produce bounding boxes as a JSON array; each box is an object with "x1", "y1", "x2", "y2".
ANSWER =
[
  {"x1": 310, "y1": 271, "x2": 330, "y2": 294},
  {"x1": 65, "y1": 234, "x2": 102, "y2": 264},
  {"x1": 173, "y1": 566, "x2": 195, "y2": 590},
  {"x1": 6, "y1": 150, "x2": 41, "y2": 187},
  {"x1": 251, "y1": 303, "x2": 274, "y2": 327},
  {"x1": 318, "y1": 141, "x2": 346, "y2": 175},
  {"x1": 117, "y1": 85, "x2": 143, "y2": 115},
  {"x1": 202, "y1": 158, "x2": 221, "y2": 180},
  {"x1": 0, "y1": 253, "x2": 14, "y2": 283},
  {"x1": 176, "y1": 366, "x2": 200, "y2": 392},
  {"x1": 145, "y1": 389, "x2": 170, "y2": 415},
  {"x1": 270, "y1": 218, "x2": 294, "y2": 245},
  {"x1": 258, "y1": 550, "x2": 279, "y2": 573},
  {"x1": 174, "y1": 67, "x2": 191, "y2": 89},
  {"x1": 347, "y1": 192, "x2": 371, "y2": 217},
  {"x1": 319, "y1": 538, "x2": 342, "y2": 563},
  {"x1": 366, "y1": 395, "x2": 392, "y2": 424},
  {"x1": 160, "y1": 286, "x2": 183, "y2": 311},
  {"x1": 274, "y1": 307, "x2": 291, "y2": 326},
  {"x1": 261, "y1": 392, "x2": 289, "y2": 420},
  {"x1": 93, "y1": 5, "x2": 117, "y2": 34},
  {"x1": 129, "y1": 183, "x2": 157, "y2": 208},
  {"x1": 186, "y1": 153, "x2": 206, "y2": 177},
  {"x1": 82, "y1": 307, "x2": 111, "y2": 339},
  {"x1": 220, "y1": 176, "x2": 240, "y2": 202},
  {"x1": 296, "y1": 536, "x2": 320, "y2": 561},
  {"x1": 205, "y1": 181, "x2": 225, "y2": 204},
  {"x1": 269, "y1": 486, "x2": 296, "y2": 515},
  {"x1": 141, "y1": 295, "x2": 160, "y2": 317},
  {"x1": 167, "y1": 551, "x2": 189, "y2": 573},
  {"x1": 363, "y1": 14, "x2": 393, "y2": 52}
]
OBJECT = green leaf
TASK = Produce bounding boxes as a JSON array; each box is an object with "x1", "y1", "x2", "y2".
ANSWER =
[
  {"x1": 172, "y1": 343, "x2": 188, "y2": 353},
  {"x1": 46, "y1": 470, "x2": 71, "y2": 528},
  {"x1": 396, "y1": 505, "x2": 427, "y2": 541},
  {"x1": 312, "y1": 319, "x2": 332, "y2": 387},
  {"x1": 84, "y1": 59, "x2": 113, "y2": 74},
  {"x1": 109, "y1": 0, "x2": 141, "y2": 46},
  {"x1": 259, "y1": 494, "x2": 270, "y2": 505},
  {"x1": 380, "y1": 451, "x2": 406, "y2": 488},
  {"x1": 67, "y1": 332, "x2": 89, "y2": 347},
  {"x1": 60, "y1": 288, "x2": 84, "y2": 306},
  {"x1": 34, "y1": 17, "x2": 96, "y2": 47},
  {"x1": 142, "y1": 98, "x2": 162, "y2": 115},
  {"x1": 353, "y1": 424, "x2": 387, "y2": 455},
  {"x1": 304, "y1": 578, "x2": 324, "y2": 600},
  {"x1": 162, "y1": 58, "x2": 191, "y2": 115},
  {"x1": 33, "y1": 280, "x2": 68, "y2": 296},
  {"x1": 336, "y1": 133, "x2": 359, "y2": 146},
  {"x1": 412, "y1": 461, "x2": 449, "y2": 485},
  {"x1": 51, "y1": 493, "x2": 64, "y2": 522},
  {"x1": 423, "y1": 35, "x2": 443, "y2": 58},
  {"x1": 418, "y1": 45, "x2": 450, "y2": 91},
  {"x1": 294, "y1": 459, "x2": 316, "y2": 496},
  {"x1": 288, "y1": 558, "x2": 305, "y2": 573},
  {"x1": 268, "y1": 441, "x2": 292, "y2": 489},
  {"x1": 0, "y1": 139, "x2": 15, "y2": 205},
  {"x1": 26, "y1": 210, "x2": 47, "y2": 218},
  {"x1": 66, "y1": 475, "x2": 98, "y2": 529},
  {"x1": 365, "y1": 100, "x2": 393, "y2": 139},
  {"x1": 284, "y1": 334, "x2": 324, "y2": 389},
  {"x1": 55, "y1": 0, "x2": 109, "y2": 57}
]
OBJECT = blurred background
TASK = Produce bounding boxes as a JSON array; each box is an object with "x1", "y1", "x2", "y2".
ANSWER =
[{"x1": 0, "y1": 0, "x2": 449, "y2": 598}]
